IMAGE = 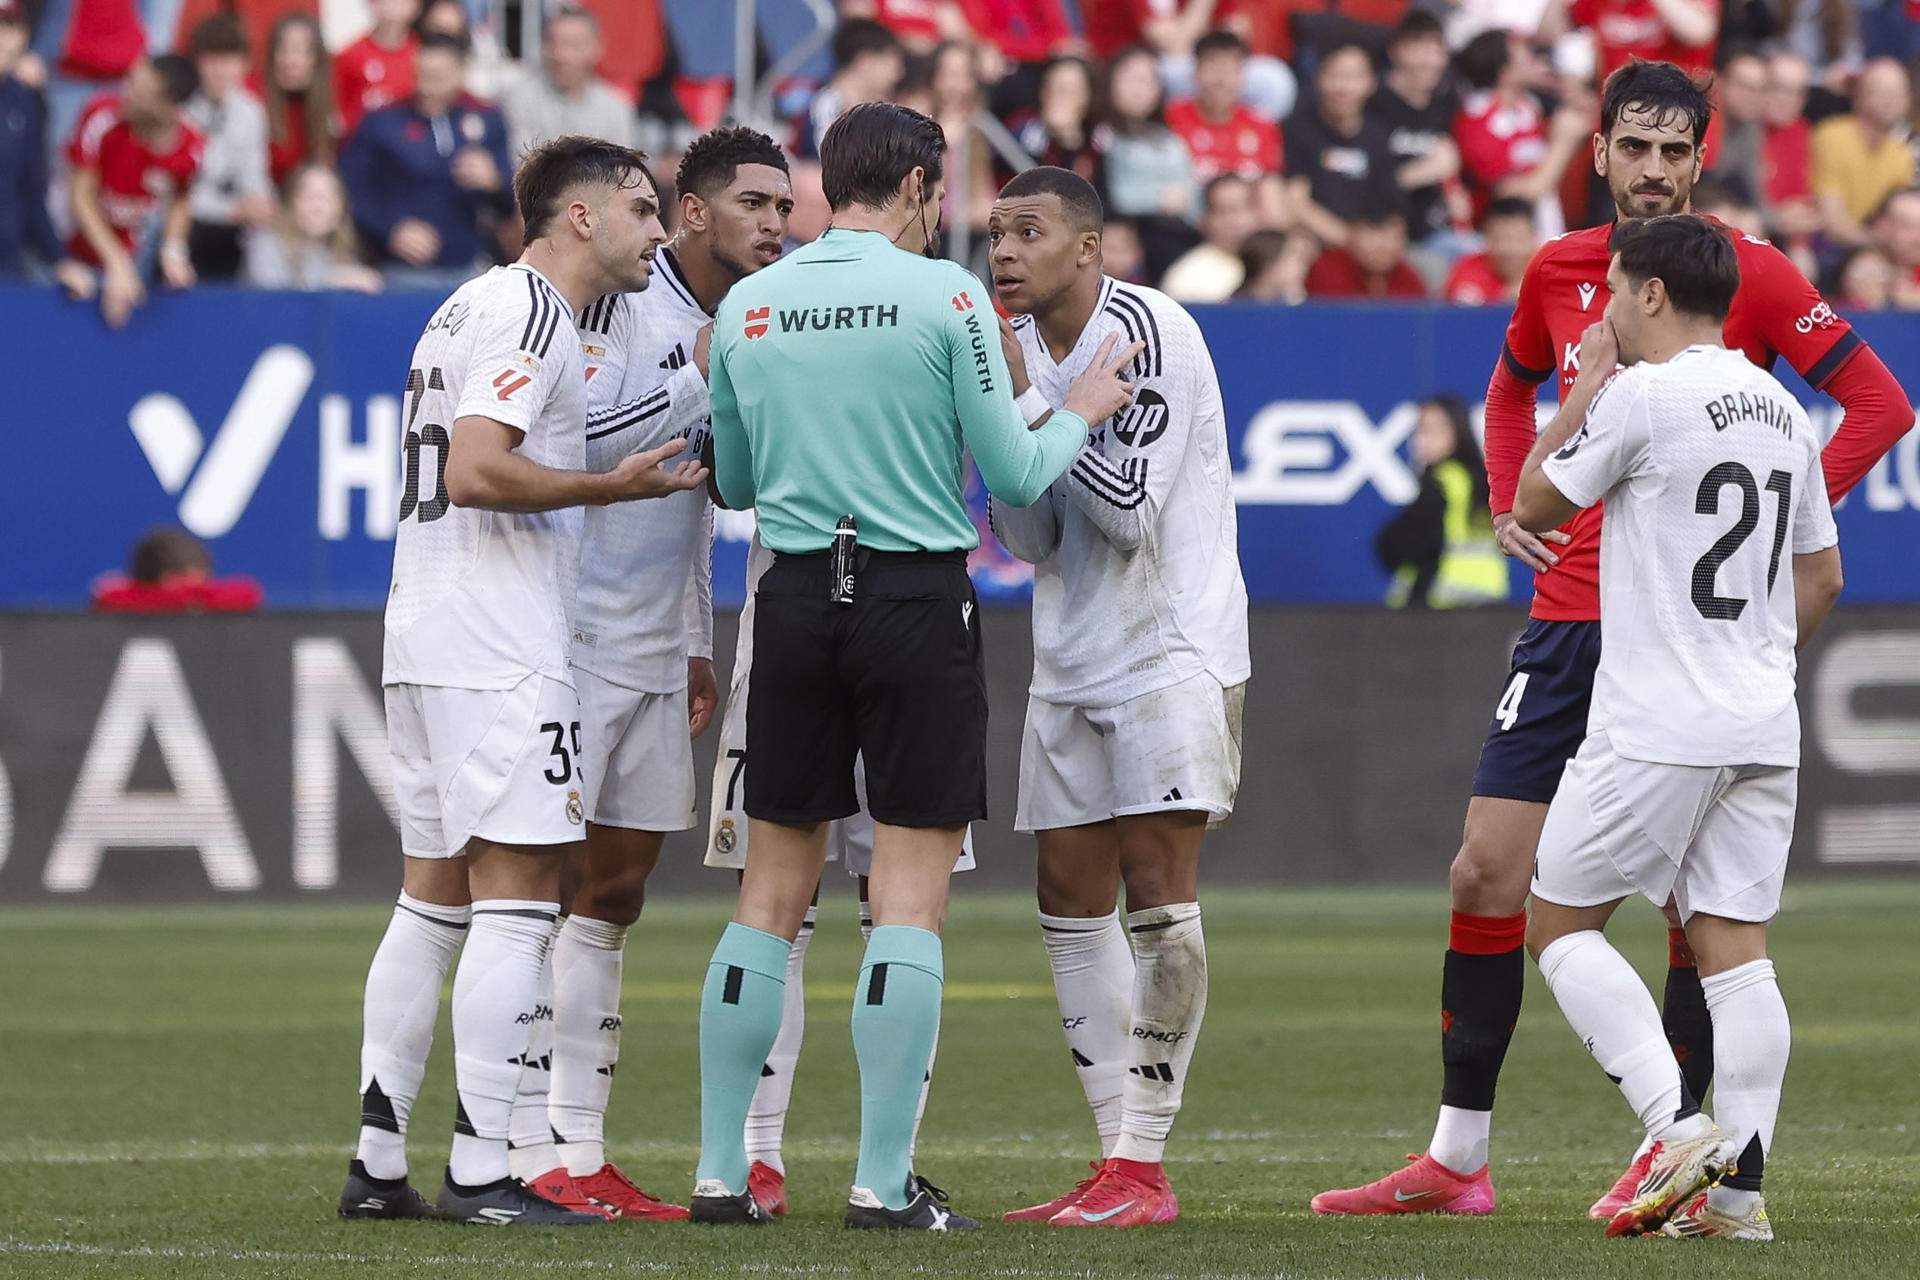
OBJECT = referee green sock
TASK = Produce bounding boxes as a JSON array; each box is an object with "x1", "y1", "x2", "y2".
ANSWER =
[
  {"x1": 851, "y1": 925, "x2": 944, "y2": 1209},
  {"x1": 695, "y1": 922, "x2": 792, "y2": 1194}
]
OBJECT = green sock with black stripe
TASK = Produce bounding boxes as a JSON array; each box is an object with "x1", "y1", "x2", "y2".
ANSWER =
[
  {"x1": 696, "y1": 922, "x2": 791, "y2": 1193},
  {"x1": 851, "y1": 925, "x2": 944, "y2": 1208}
]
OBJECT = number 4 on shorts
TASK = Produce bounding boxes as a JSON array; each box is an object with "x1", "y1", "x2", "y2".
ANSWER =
[{"x1": 1495, "y1": 671, "x2": 1529, "y2": 732}]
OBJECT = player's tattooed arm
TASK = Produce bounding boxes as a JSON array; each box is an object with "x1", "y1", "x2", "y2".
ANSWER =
[{"x1": 1514, "y1": 319, "x2": 1617, "y2": 533}]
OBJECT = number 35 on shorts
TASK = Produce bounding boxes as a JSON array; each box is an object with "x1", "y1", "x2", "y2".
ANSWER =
[{"x1": 1494, "y1": 672, "x2": 1529, "y2": 732}]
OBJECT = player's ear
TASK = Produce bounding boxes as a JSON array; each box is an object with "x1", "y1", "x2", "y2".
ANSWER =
[
  {"x1": 568, "y1": 196, "x2": 594, "y2": 240},
  {"x1": 1079, "y1": 229, "x2": 1101, "y2": 268},
  {"x1": 681, "y1": 190, "x2": 707, "y2": 234},
  {"x1": 1591, "y1": 129, "x2": 1607, "y2": 178}
]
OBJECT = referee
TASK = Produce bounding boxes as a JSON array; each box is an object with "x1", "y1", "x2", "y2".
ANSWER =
[{"x1": 689, "y1": 102, "x2": 1141, "y2": 1231}]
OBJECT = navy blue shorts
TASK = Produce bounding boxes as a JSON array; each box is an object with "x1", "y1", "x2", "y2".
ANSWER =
[{"x1": 1469, "y1": 618, "x2": 1603, "y2": 804}]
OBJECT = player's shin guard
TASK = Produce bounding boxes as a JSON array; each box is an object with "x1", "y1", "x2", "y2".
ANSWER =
[
  {"x1": 1701, "y1": 959, "x2": 1788, "y2": 1194},
  {"x1": 1537, "y1": 930, "x2": 1706, "y2": 1143},
  {"x1": 1431, "y1": 911, "x2": 1526, "y2": 1174},
  {"x1": 550, "y1": 915, "x2": 628, "y2": 1177},
  {"x1": 355, "y1": 894, "x2": 469, "y2": 1180},
  {"x1": 1663, "y1": 928, "x2": 1716, "y2": 1108},
  {"x1": 696, "y1": 923, "x2": 791, "y2": 1195},
  {"x1": 1039, "y1": 911, "x2": 1134, "y2": 1157},
  {"x1": 507, "y1": 921, "x2": 562, "y2": 1181},
  {"x1": 449, "y1": 901, "x2": 559, "y2": 1187},
  {"x1": 1112, "y1": 903, "x2": 1206, "y2": 1166},
  {"x1": 851, "y1": 926, "x2": 943, "y2": 1209},
  {"x1": 743, "y1": 907, "x2": 813, "y2": 1175}
]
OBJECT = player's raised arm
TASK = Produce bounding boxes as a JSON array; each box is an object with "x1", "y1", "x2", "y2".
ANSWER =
[
  {"x1": 1486, "y1": 243, "x2": 1572, "y2": 569},
  {"x1": 1515, "y1": 322, "x2": 1645, "y2": 533},
  {"x1": 1741, "y1": 240, "x2": 1919, "y2": 502},
  {"x1": 583, "y1": 323, "x2": 715, "y2": 471},
  {"x1": 988, "y1": 487, "x2": 1062, "y2": 563}
]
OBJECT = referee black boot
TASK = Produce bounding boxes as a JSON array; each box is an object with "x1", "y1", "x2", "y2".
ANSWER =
[
  {"x1": 845, "y1": 1174, "x2": 980, "y2": 1232},
  {"x1": 690, "y1": 1177, "x2": 773, "y2": 1225}
]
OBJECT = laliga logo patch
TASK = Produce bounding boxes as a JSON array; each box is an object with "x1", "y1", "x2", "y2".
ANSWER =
[
  {"x1": 744, "y1": 305, "x2": 770, "y2": 339},
  {"x1": 716, "y1": 819, "x2": 737, "y2": 855},
  {"x1": 566, "y1": 790, "x2": 584, "y2": 825}
]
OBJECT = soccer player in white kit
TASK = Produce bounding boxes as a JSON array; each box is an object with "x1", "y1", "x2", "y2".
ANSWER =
[
  {"x1": 339, "y1": 137, "x2": 708, "y2": 1226},
  {"x1": 502, "y1": 127, "x2": 794, "y2": 1221},
  {"x1": 1511, "y1": 216, "x2": 1844, "y2": 1242},
  {"x1": 985, "y1": 168, "x2": 1250, "y2": 1229}
]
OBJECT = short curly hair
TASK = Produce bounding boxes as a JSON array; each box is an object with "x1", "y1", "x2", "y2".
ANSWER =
[{"x1": 675, "y1": 125, "x2": 790, "y2": 203}]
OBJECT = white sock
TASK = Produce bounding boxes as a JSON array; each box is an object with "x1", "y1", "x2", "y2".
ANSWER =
[
  {"x1": 1039, "y1": 911, "x2": 1135, "y2": 1158},
  {"x1": 744, "y1": 906, "x2": 813, "y2": 1174},
  {"x1": 1430, "y1": 1106, "x2": 1491, "y2": 1175},
  {"x1": 1537, "y1": 931, "x2": 1710, "y2": 1144},
  {"x1": 1702, "y1": 959, "x2": 1788, "y2": 1193},
  {"x1": 449, "y1": 900, "x2": 558, "y2": 1187},
  {"x1": 355, "y1": 893, "x2": 468, "y2": 1180},
  {"x1": 1112, "y1": 903, "x2": 1206, "y2": 1165},
  {"x1": 912, "y1": 1014, "x2": 939, "y2": 1163},
  {"x1": 550, "y1": 914, "x2": 630, "y2": 1176},
  {"x1": 507, "y1": 919, "x2": 563, "y2": 1181}
]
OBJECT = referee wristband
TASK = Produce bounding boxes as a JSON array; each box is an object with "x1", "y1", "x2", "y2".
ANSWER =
[{"x1": 1016, "y1": 387, "x2": 1051, "y2": 426}]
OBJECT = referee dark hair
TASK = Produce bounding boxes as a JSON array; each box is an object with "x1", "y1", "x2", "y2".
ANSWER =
[{"x1": 686, "y1": 104, "x2": 1141, "y2": 1231}]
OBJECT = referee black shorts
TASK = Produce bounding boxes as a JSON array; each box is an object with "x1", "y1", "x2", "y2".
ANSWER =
[{"x1": 744, "y1": 549, "x2": 987, "y2": 829}]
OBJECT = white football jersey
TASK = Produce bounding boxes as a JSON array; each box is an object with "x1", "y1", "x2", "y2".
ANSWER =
[
  {"x1": 724, "y1": 533, "x2": 778, "y2": 686},
  {"x1": 989, "y1": 277, "x2": 1250, "y2": 706},
  {"x1": 574, "y1": 246, "x2": 719, "y2": 693},
  {"x1": 1543, "y1": 344, "x2": 1838, "y2": 767},
  {"x1": 383, "y1": 263, "x2": 586, "y2": 690}
]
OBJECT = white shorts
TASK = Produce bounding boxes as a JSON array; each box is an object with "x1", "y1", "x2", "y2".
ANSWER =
[
  {"x1": 1531, "y1": 730, "x2": 1797, "y2": 924},
  {"x1": 576, "y1": 668, "x2": 697, "y2": 832},
  {"x1": 385, "y1": 674, "x2": 592, "y2": 859},
  {"x1": 1015, "y1": 674, "x2": 1245, "y2": 833},
  {"x1": 702, "y1": 676, "x2": 974, "y2": 875}
]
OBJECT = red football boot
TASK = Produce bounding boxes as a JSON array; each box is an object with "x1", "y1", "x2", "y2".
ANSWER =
[
  {"x1": 525, "y1": 1166, "x2": 614, "y2": 1220},
  {"x1": 573, "y1": 1162, "x2": 689, "y2": 1221},
  {"x1": 1047, "y1": 1158, "x2": 1178, "y2": 1228},
  {"x1": 1590, "y1": 1144, "x2": 1654, "y2": 1221},
  {"x1": 1003, "y1": 1162, "x2": 1102, "y2": 1224},
  {"x1": 747, "y1": 1160, "x2": 788, "y2": 1217},
  {"x1": 1310, "y1": 1153, "x2": 1496, "y2": 1216}
]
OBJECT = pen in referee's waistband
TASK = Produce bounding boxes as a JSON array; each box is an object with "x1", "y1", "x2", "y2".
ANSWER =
[{"x1": 829, "y1": 514, "x2": 858, "y2": 606}]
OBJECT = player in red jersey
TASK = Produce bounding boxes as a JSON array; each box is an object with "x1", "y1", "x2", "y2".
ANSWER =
[{"x1": 1312, "y1": 59, "x2": 1913, "y2": 1221}]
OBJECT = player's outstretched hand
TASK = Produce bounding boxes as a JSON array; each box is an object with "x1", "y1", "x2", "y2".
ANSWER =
[
  {"x1": 604, "y1": 437, "x2": 710, "y2": 502},
  {"x1": 1494, "y1": 511, "x2": 1571, "y2": 573},
  {"x1": 1578, "y1": 318, "x2": 1619, "y2": 381},
  {"x1": 1062, "y1": 333, "x2": 1145, "y2": 427},
  {"x1": 998, "y1": 315, "x2": 1032, "y2": 399}
]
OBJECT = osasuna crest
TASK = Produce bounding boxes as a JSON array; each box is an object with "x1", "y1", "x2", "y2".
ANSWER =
[{"x1": 1112, "y1": 387, "x2": 1169, "y2": 448}]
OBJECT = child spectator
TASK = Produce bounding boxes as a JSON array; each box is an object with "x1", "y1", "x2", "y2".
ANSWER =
[
  {"x1": 1443, "y1": 195, "x2": 1535, "y2": 303},
  {"x1": 256, "y1": 14, "x2": 337, "y2": 187},
  {"x1": 56, "y1": 54, "x2": 202, "y2": 328},
  {"x1": 244, "y1": 162, "x2": 383, "y2": 292},
  {"x1": 184, "y1": 15, "x2": 272, "y2": 281}
]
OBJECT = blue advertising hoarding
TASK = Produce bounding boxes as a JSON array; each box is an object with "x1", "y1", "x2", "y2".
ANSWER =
[{"x1": 4, "y1": 287, "x2": 1916, "y2": 607}]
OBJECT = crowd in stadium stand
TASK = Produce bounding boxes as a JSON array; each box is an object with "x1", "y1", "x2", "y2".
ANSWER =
[{"x1": 1, "y1": 0, "x2": 1916, "y2": 327}]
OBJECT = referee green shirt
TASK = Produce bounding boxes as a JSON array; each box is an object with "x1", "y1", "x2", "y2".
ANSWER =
[{"x1": 709, "y1": 227, "x2": 1089, "y2": 553}]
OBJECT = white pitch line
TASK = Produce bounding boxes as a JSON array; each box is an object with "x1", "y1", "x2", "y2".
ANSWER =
[{"x1": 0, "y1": 1239, "x2": 1417, "y2": 1280}]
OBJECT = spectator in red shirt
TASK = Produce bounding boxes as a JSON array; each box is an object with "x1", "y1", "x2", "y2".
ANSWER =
[
  {"x1": 256, "y1": 13, "x2": 337, "y2": 188},
  {"x1": 1444, "y1": 194, "x2": 1536, "y2": 303},
  {"x1": 333, "y1": 0, "x2": 419, "y2": 138},
  {"x1": 1165, "y1": 31, "x2": 1286, "y2": 226},
  {"x1": 92, "y1": 527, "x2": 263, "y2": 614},
  {"x1": 1090, "y1": 0, "x2": 1297, "y2": 121},
  {"x1": 1548, "y1": 0, "x2": 1718, "y2": 85},
  {"x1": 1451, "y1": 31, "x2": 1587, "y2": 236},
  {"x1": 55, "y1": 55, "x2": 202, "y2": 329},
  {"x1": 1304, "y1": 200, "x2": 1428, "y2": 299}
]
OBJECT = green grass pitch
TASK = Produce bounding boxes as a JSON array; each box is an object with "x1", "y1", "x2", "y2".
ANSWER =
[{"x1": 3, "y1": 882, "x2": 1916, "y2": 1279}]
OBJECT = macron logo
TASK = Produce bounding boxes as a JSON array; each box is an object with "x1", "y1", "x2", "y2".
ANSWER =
[
  {"x1": 128, "y1": 345, "x2": 314, "y2": 537},
  {"x1": 1577, "y1": 283, "x2": 1598, "y2": 311}
]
